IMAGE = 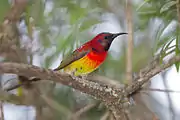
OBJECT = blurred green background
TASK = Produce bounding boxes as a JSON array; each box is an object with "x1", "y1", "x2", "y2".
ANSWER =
[{"x1": 0, "y1": 0, "x2": 180, "y2": 120}]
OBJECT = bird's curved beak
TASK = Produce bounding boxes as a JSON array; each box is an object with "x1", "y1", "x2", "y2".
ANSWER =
[{"x1": 112, "y1": 32, "x2": 128, "y2": 39}]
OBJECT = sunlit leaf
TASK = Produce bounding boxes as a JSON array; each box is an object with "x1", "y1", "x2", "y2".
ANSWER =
[
  {"x1": 154, "y1": 21, "x2": 174, "y2": 52},
  {"x1": 55, "y1": 31, "x2": 75, "y2": 57},
  {"x1": 79, "y1": 18, "x2": 100, "y2": 31},
  {"x1": 160, "y1": 37, "x2": 175, "y2": 54},
  {"x1": 27, "y1": 0, "x2": 45, "y2": 27},
  {"x1": 68, "y1": 3, "x2": 87, "y2": 24},
  {"x1": 136, "y1": 0, "x2": 151, "y2": 11},
  {"x1": 160, "y1": 1, "x2": 176, "y2": 13},
  {"x1": 0, "y1": 1, "x2": 10, "y2": 22},
  {"x1": 175, "y1": 27, "x2": 180, "y2": 72},
  {"x1": 40, "y1": 29, "x2": 51, "y2": 48},
  {"x1": 25, "y1": 8, "x2": 33, "y2": 39}
]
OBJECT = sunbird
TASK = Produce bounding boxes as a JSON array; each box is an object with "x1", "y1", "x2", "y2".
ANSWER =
[
  {"x1": 54, "y1": 32, "x2": 127, "y2": 76},
  {"x1": 17, "y1": 32, "x2": 127, "y2": 96}
]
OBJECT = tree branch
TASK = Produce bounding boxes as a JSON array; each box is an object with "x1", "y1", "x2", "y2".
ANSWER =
[
  {"x1": 0, "y1": 62, "x2": 124, "y2": 104},
  {"x1": 125, "y1": 55, "x2": 180, "y2": 95},
  {"x1": 126, "y1": 0, "x2": 133, "y2": 84},
  {"x1": 4, "y1": 0, "x2": 27, "y2": 24},
  {"x1": 0, "y1": 0, "x2": 178, "y2": 120},
  {"x1": 0, "y1": 55, "x2": 179, "y2": 119},
  {"x1": 0, "y1": 89, "x2": 32, "y2": 105},
  {"x1": 143, "y1": 88, "x2": 180, "y2": 93},
  {"x1": 0, "y1": 0, "x2": 28, "y2": 63},
  {"x1": 176, "y1": 0, "x2": 180, "y2": 26}
]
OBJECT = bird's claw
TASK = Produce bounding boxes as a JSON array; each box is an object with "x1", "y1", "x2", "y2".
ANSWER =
[
  {"x1": 69, "y1": 73, "x2": 87, "y2": 80},
  {"x1": 68, "y1": 69, "x2": 88, "y2": 80},
  {"x1": 78, "y1": 75, "x2": 88, "y2": 80}
]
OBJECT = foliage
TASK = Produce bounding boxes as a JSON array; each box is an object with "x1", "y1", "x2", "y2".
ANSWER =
[
  {"x1": 1, "y1": 0, "x2": 180, "y2": 119},
  {"x1": 22, "y1": 0, "x2": 180, "y2": 119},
  {"x1": 0, "y1": 1, "x2": 10, "y2": 22},
  {"x1": 137, "y1": 0, "x2": 180, "y2": 70}
]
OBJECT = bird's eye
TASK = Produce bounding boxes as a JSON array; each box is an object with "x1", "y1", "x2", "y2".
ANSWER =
[{"x1": 104, "y1": 36, "x2": 108, "y2": 39}]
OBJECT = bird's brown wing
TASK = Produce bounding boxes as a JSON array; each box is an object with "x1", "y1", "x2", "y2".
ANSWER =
[{"x1": 54, "y1": 49, "x2": 90, "y2": 71}]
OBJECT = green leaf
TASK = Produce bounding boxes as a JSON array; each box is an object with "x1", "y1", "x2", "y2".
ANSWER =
[
  {"x1": 160, "y1": 1, "x2": 176, "y2": 13},
  {"x1": 175, "y1": 27, "x2": 180, "y2": 72},
  {"x1": 175, "y1": 62, "x2": 179, "y2": 72},
  {"x1": 68, "y1": 3, "x2": 87, "y2": 24},
  {"x1": 40, "y1": 29, "x2": 51, "y2": 48},
  {"x1": 155, "y1": 20, "x2": 175, "y2": 52},
  {"x1": 0, "y1": 1, "x2": 10, "y2": 22},
  {"x1": 55, "y1": 32, "x2": 75, "y2": 54},
  {"x1": 79, "y1": 18, "x2": 100, "y2": 32},
  {"x1": 160, "y1": 37, "x2": 175, "y2": 53},
  {"x1": 24, "y1": 8, "x2": 33, "y2": 39},
  {"x1": 136, "y1": 0, "x2": 151, "y2": 11},
  {"x1": 153, "y1": 22, "x2": 167, "y2": 52},
  {"x1": 26, "y1": 0, "x2": 45, "y2": 27}
]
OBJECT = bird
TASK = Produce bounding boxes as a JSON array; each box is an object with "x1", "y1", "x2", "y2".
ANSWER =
[
  {"x1": 54, "y1": 32, "x2": 127, "y2": 76},
  {"x1": 16, "y1": 32, "x2": 127, "y2": 96}
]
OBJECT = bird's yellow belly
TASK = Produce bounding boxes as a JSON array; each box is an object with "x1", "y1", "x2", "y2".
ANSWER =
[{"x1": 63, "y1": 55, "x2": 101, "y2": 76}]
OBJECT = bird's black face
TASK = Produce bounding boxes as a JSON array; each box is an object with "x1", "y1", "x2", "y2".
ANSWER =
[{"x1": 100, "y1": 32, "x2": 128, "y2": 51}]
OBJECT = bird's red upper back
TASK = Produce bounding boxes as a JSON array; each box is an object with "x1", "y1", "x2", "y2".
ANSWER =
[{"x1": 76, "y1": 39, "x2": 108, "y2": 63}]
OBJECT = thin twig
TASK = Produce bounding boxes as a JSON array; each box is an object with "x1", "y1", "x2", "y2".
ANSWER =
[
  {"x1": 125, "y1": 2, "x2": 155, "y2": 119},
  {"x1": 100, "y1": 111, "x2": 109, "y2": 120},
  {"x1": 124, "y1": 1, "x2": 134, "y2": 119},
  {"x1": 176, "y1": 0, "x2": 180, "y2": 26},
  {"x1": 70, "y1": 103, "x2": 97, "y2": 120},
  {"x1": 41, "y1": 95, "x2": 71, "y2": 116},
  {"x1": 124, "y1": 109, "x2": 132, "y2": 120},
  {"x1": 153, "y1": 113, "x2": 159, "y2": 120},
  {"x1": 0, "y1": 76, "x2": 4, "y2": 120},
  {"x1": 4, "y1": 0, "x2": 27, "y2": 24},
  {"x1": 109, "y1": 113, "x2": 115, "y2": 120},
  {"x1": 125, "y1": 55, "x2": 180, "y2": 95},
  {"x1": 0, "y1": 101, "x2": 4, "y2": 120},
  {"x1": 143, "y1": 88, "x2": 180, "y2": 93},
  {"x1": 3, "y1": 77, "x2": 16, "y2": 86},
  {"x1": 126, "y1": 0, "x2": 133, "y2": 84},
  {"x1": 5, "y1": 77, "x2": 40, "y2": 92},
  {"x1": 162, "y1": 74, "x2": 175, "y2": 120}
]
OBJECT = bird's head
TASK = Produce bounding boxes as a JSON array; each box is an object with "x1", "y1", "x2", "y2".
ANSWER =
[{"x1": 91, "y1": 32, "x2": 127, "y2": 52}]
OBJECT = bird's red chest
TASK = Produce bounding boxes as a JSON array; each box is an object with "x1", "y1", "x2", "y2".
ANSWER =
[{"x1": 86, "y1": 51, "x2": 107, "y2": 66}]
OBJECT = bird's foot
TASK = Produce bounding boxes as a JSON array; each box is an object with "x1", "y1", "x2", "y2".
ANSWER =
[
  {"x1": 67, "y1": 71, "x2": 77, "y2": 79},
  {"x1": 69, "y1": 72, "x2": 78, "y2": 80},
  {"x1": 71, "y1": 75, "x2": 81, "y2": 80},
  {"x1": 68, "y1": 71, "x2": 80, "y2": 80},
  {"x1": 69, "y1": 73, "x2": 88, "y2": 80},
  {"x1": 77, "y1": 74, "x2": 88, "y2": 80},
  {"x1": 68, "y1": 69, "x2": 88, "y2": 80}
]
